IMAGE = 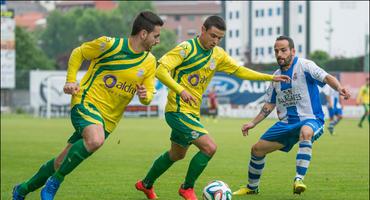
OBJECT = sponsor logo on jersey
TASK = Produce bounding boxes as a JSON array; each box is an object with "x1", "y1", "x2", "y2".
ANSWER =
[
  {"x1": 103, "y1": 74, "x2": 136, "y2": 95},
  {"x1": 188, "y1": 74, "x2": 200, "y2": 86},
  {"x1": 188, "y1": 74, "x2": 208, "y2": 86},
  {"x1": 277, "y1": 88, "x2": 302, "y2": 107}
]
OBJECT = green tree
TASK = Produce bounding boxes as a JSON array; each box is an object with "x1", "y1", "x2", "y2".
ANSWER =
[
  {"x1": 15, "y1": 26, "x2": 55, "y2": 89},
  {"x1": 39, "y1": 1, "x2": 177, "y2": 68},
  {"x1": 152, "y1": 29, "x2": 177, "y2": 59},
  {"x1": 309, "y1": 50, "x2": 330, "y2": 68}
]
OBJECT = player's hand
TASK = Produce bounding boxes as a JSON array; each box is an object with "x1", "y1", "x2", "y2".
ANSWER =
[
  {"x1": 272, "y1": 75, "x2": 290, "y2": 82},
  {"x1": 241, "y1": 122, "x2": 256, "y2": 136},
  {"x1": 180, "y1": 90, "x2": 197, "y2": 106},
  {"x1": 136, "y1": 84, "x2": 147, "y2": 99},
  {"x1": 63, "y1": 82, "x2": 80, "y2": 95},
  {"x1": 338, "y1": 87, "x2": 351, "y2": 100}
]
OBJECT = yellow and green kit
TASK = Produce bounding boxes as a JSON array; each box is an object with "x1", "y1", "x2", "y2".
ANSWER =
[{"x1": 67, "y1": 36, "x2": 156, "y2": 141}]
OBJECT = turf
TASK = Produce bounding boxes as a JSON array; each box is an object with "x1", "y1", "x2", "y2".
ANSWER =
[{"x1": 1, "y1": 114, "x2": 369, "y2": 200}]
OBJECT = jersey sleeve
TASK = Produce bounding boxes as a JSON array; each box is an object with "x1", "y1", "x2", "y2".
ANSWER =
[
  {"x1": 302, "y1": 60, "x2": 329, "y2": 84},
  {"x1": 140, "y1": 54, "x2": 156, "y2": 105},
  {"x1": 156, "y1": 41, "x2": 192, "y2": 94},
  {"x1": 66, "y1": 36, "x2": 115, "y2": 83},
  {"x1": 264, "y1": 82, "x2": 277, "y2": 104},
  {"x1": 216, "y1": 47, "x2": 241, "y2": 74}
]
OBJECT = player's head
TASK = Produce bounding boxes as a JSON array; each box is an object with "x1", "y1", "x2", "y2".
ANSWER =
[
  {"x1": 199, "y1": 15, "x2": 226, "y2": 50},
  {"x1": 131, "y1": 11, "x2": 164, "y2": 51},
  {"x1": 274, "y1": 35, "x2": 296, "y2": 67}
]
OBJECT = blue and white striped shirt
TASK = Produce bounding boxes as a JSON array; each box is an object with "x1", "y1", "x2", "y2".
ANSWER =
[{"x1": 265, "y1": 57, "x2": 328, "y2": 124}]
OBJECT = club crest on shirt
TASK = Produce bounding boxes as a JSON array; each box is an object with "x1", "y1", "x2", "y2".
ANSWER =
[
  {"x1": 180, "y1": 50, "x2": 186, "y2": 58},
  {"x1": 293, "y1": 72, "x2": 298, "y2": 80},
  {"x1": 137, "y1": 69, "x2": 144, "y2": 77},
  {"x1": 209, "y1": 58, "x2": 216, "y2": 70},
  {"x1": 100, "y1": 42, "x2": 107, "y2": 52},
  {"x1": 191, "y1": 130, "x2": 199, "y2": 139}
]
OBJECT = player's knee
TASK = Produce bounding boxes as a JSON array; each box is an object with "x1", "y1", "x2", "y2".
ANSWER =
[
  {"x1": 203, "y1": 143, "x2": 217, "y2": 157},
  {"x1": 300, "y1": 131, "x2": 313, "y2": 141},
  {"x1": 85, "y1": 137, "x2": 105, "y2": 152},
  {"x1": 251, "y1": 144, "x2": 266, "y2": 157},
  {"x1": 169, "y1": 152, "x2": 186, "y2": 161}
]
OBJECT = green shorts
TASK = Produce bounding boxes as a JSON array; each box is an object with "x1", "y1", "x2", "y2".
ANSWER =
[
  {"x1": 165, "y1": 112, "x2": 208, "y2": 147},
  {"x1": 68, "y1": 103, "x2": 110, "y2": 144}
]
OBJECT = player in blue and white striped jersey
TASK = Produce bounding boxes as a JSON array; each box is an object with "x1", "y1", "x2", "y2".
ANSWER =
[
  {"x1": 233, "y1": 36, "x2": 350, "y2": 196},
  {"x1": 322, "y1": 84, "x2": 343, "y2": 134}
]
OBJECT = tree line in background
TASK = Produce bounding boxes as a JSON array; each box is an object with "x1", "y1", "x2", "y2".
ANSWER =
[
  {"x1": 15, "y1": 1, "x2": 176, "y2": 89},
  {"x1": 14, "y1": 1, "x2": 364, "y2": 89},
  {"x1": 249, "y1": 50, "x2": 365, "y2": 72}
]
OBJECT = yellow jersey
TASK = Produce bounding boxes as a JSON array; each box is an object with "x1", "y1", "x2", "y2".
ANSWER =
[
  {"x1": 67, "y1": 36, "x2": 156, "y2": 133},
  {"x1": 357, "y1": 85, "x2": 369, "y2": 104},
  {"x1": 156, "y1": 37, "x2": 274, "y2": 117}
]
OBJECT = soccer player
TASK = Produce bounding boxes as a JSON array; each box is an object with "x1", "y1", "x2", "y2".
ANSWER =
[
  {"x1": 135, "y1": 16, "x2": 290, "y2": 200},
  {"x1": 207, "y1": 86, "x2": 218, "y2": 120},
  {"x1": 322, "y1": 84, "x2": 343, "y2": 134},
  {"x1": 233, "y1": 36, "x2": 350, "y2": 196},
  {"x1": 12, "y1": 11, "x2": 163, "y2": 200},
  {"x1": 357, "y1": 77, "x2": 369, "y2": 128}
]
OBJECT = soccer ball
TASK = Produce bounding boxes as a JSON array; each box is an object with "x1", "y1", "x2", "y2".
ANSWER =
[{"x1": 202, "y1": 180, "x2": 232, "y2": 200}]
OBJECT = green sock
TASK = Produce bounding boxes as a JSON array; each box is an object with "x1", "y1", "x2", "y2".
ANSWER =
[
  {"x1": 359, "y1": 114, "x2": 366, "y2": 125},
  {"x1": 18, "y1": 158, "x2": 55, "y2": 196},
  {"x1": 183, "y1": 151, "x2": 211, "y2": 189},
  {"x1": 52, "y1": 139, "x2": 92, "y2": 182},
  {"x1": 143, "y1": 151, "x2": 174, "y2": 188}
]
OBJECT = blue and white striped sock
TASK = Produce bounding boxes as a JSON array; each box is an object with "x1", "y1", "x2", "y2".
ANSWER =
[
  {"x1": 247, "y1": 154, "x2": 265, "y2": 190},
  {"x1": 295, "y1": 140, "x2": 312, "y2": 180}
]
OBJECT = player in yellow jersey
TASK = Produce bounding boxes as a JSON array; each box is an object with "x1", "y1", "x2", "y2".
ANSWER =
[
  {"x1": 12, "y1": 11, "x2": 163, "y2": 200},
  {"x1": 135, "y1": 16, "x2": 290, "y2": 200},
  {"x1": 357, "y1": 77, "x2": 369, "y2": 127}
]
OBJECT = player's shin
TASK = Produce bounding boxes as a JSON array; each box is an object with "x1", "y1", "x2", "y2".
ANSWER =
[
  {"x1": 183, "y1": 151, "x2": 211, "y2": 189},
  {"x1": 295, "y1": 140, "x2": 312, "y2": 180},
  {"x1": 52, "y1": 139, "x2": 92, "y2": 182},
  {"x1": 247, "y1": 154, "x2": 265, "y2": 190},
  {"x1": 143, "y1": 151, "x2": 175, "y2": 188},
  {"x1": 17, "y1": 158, "x2": 56, "y2": 196}
]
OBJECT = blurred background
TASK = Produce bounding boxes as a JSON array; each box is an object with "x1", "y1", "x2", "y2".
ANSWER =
[{"x1": 1, "y1": 0, "x2": 369, "y2": 119}]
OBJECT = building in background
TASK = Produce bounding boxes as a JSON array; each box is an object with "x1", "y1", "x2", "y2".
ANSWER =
[
  {"x1": 154, "y1": 1, "x2": 221, "y2": 43},
  {"x1": 225, "y1": 1, "x2": 369, "y2": 64}
]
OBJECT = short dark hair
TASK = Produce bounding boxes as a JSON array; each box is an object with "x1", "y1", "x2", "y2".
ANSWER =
[
  {"x1": 131, "y1": 11, "x2": 164, "y2": 36},
  {"x1": 276, "y1": 35, "x2": 295, "y2": 49},
  {"x1": 203, "y1": 15, "x2": 226, "y2": 31}
]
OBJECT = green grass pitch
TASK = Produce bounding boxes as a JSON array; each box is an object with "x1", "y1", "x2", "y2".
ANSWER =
[{"x1": 1, "y1": 114, "x2": 369, "y2": 200}]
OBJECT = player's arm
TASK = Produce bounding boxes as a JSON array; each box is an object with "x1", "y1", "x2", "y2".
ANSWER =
[
  {"x1": 137, "y1": 58, "x2": 156, "y2": 105},
  {"x1": 323, "y1": 74, "x2": 350, "y2": 100},
  {"x1": 217, "y1": 48, "x2": 289, "y2": 82},
  {"x1": 242, "y1": 82, "x2": 276, "y2": 136},
  {"x1": 155, "y1": 42, "x2": 197, "y2": 105},
  {"x1": 65, "y1": 36, "x2": 115, "y2": 95},
  {"x1": 242, "y1": 103, "x2": 276, "y2": 136},
  {"x1": 233, "y1": 67, "x2": 290, "y2": 82}
]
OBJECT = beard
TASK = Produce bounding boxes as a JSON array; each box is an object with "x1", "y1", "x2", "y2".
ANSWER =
[{"x1": 277, "y1": 54, "x2": 293, "y2": 67}]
